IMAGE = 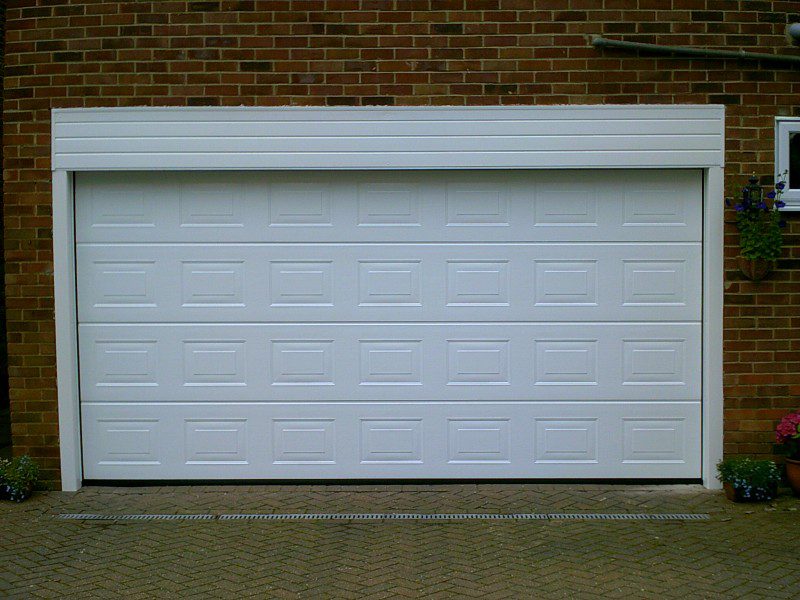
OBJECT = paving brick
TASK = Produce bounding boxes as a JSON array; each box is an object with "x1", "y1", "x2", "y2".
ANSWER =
[{"x1": 1, "y1": 484, "x2": 799, "y2": 599}]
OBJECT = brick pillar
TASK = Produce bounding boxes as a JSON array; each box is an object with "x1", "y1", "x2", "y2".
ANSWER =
[{"x1": 0, "y1": 0, "x2": 10, "y2": 453}]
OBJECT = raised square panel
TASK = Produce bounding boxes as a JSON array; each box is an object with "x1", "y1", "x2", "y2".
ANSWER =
[
  {"x1": 268, "y1": 184, "x2": 331, "y2": 226},
  {"x1": 446, "y1": 184, "x2": 509, "y2": 225},
  {"x1": 96, "y1": 419, "x2": 160, "y2": 465},
  {"x1": 90, "y1": 185, "x2": 154, "y2": 228},
  {"x1": 534, "y1": 189, "x2": 598, "y2": 225},
  {"x1": 623, "y1": 340, "x2": 685, "y2": 385},
  {"x1": 358, "y1": 184, "x2": 420, "y2": 225},
  {"x1": 358, "y1": 261, "x2": 421, "y2": 306},
  {"x1": 185, "y1": 419, "x2": 247, "y2": 464},
  {"x1": 179, "y1": 181, "x2": 244, "y2": 227},
  {"x1": 623, "y1": 418, "x2": 685, "y2": 463},
  {"x1": 181, "y1": 261, "x2": 244, "y2": 307},
  {"x1": 88, "y1": 261, "x2": 156, "y2": 307},
  {"x1": 270, "y1": 341, "x2": 334, "y2": 385},
  {"x1": 94, "y1": 341, "x2": 157, "y2": 387},
  {"x1": 446, "y1": 261, "x2": 509, "y2": 306},
  {"x1": 360, "y1": 419, "x2": 422, "y2": 463},
  {"x1": 534, "y1": 340, "x2": 598, "y2": 385},
  {"x1": 447, "y1": 340, "x2": 509, "y2": 385},
  {"x1": 273, "y1": 419, "x2": 335, "y2": 464},
  {"x1": 270, "y1": 261, "x2": 333, "y2": 306},
  {"x1": 623, "y1": 190, "x2": 685, "y2": 225},
  {"x1": 623, "y1": 260, "x2": 686, "y2": 305},
  {"x1": 447, "y1": 419, "x2": 510, "y2": 464},
  {"x1": 183, "y1": 341, "x2": 246, "y2": 386},
  {"x1": 359, "y1": 340, "x2": 422, "y2": 385},
  {"x1": 533, "y1": 419, "x2": 598, "y2": 463},
  {"x1": 533, "y1": 261, "x2": 597, "y2": 306}
]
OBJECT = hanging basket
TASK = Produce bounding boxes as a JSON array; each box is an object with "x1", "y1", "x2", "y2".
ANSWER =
[{"x1": 738, "y1": 256, "x2": 775, "y2": 281}]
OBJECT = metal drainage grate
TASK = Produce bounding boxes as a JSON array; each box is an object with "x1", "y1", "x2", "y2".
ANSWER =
[
  {"x1": 547, "y1": 513, "x2": 709, "y2": 521},
  {"x1": 215, "y1": 513, "x2": 545, "y2": 521},
  {"x1": 57, "y1": 513, "x2": 214, "y2": 521},
  {"x1": 58, "y1": 512, "x2": 709, "y2": 522}
]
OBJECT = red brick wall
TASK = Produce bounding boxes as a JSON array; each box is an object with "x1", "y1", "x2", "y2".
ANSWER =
[
  {"x1": 0, "y1": 0, "x2": 9, "y2": 440},
  {"x1": 3, "y1": 0, "x2": 800, "y2": 484}
]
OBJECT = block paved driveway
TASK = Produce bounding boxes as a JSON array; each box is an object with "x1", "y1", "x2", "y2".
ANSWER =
[{"x1": 2, "y1": 483, "x2": 799, "y2": 599}]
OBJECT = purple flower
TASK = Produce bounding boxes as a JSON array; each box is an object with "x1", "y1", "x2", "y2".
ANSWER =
[
  {"x1": 776, "y1": 200, "x2": 786, "y2": 208},
  {"x1": 777, "y1": 181, "x2": 786, "y2": 190},
  {"x1": 758, "y1": 201, "x2": 767, "y2": 209},
  {"x1": 767, "y1": 190, "x2": 776, "y2": 199},
  {"x1": 735, "y1": 203, "x2": 744, "y2": 211}
]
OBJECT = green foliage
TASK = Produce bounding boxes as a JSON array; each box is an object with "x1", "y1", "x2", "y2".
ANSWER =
[
  {"x1": 731, "y1": 173, "x2": 787, "y2": 261},
  {"x1": 0, "y1": 455, "x2": 41, "y2": 502},
  {"x1": 737, "y1": 209, "x2": 783, "y2": 260},
  {"x1": 716, "y1": 457, "x2": 780, "y2": 489}
]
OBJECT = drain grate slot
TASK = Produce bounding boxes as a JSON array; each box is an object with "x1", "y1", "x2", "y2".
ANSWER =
[
  {"x1": 59, "y1": 512, "x2": 710, "y2": 522},
  {"x1": 57, "y1": 513, "x2": 214, "y2": 521}
]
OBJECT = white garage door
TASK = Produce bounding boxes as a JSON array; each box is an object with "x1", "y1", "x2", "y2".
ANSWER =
[{"x1": 76, "y1": 169, "x2": 702, "y2": 480}]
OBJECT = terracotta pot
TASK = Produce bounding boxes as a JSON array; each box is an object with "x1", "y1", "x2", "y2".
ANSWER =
[
  {"x1": 738, "y1": 256, "x2": 774, "y2": 281},
  {"x1": 786, "y1": 458, "x2": 800, "y2": 498},
  {"x1": 723, "y1": 482, "x2": 737, "y2": 502}
]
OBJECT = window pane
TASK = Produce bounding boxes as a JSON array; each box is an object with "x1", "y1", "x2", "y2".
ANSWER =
[{"x1": 790, "y1": 131, "x2": 800, "y2": 190}]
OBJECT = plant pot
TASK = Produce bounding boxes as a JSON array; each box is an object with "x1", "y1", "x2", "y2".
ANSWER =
[
  {"x1": 786, "y1": 458, "x2": 800, "y2": 498},
  {"x1": 723, "y1": 481, "x2": 777, "y2": 503},
  {"x1": 1, "y1": 483, "x2": 33, "y2": 503},
  {"x1": 738, "y1": 256, "x2": 774, "y2": 281}
]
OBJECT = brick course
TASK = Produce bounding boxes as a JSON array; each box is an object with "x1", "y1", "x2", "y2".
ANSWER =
[{"x1": 2, "y1": 0, "x2": 800, "y2": 484}]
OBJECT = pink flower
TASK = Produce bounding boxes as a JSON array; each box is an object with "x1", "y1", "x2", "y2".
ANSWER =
[{"x1": 775, "y1": 412, "x2": 800, "y2": 444}]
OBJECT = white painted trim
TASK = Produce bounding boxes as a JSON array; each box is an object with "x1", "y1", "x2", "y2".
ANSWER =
[
  {"x1": 775, "y1": 117, "x2": 800, "y2": 210},
  {"x1": 53, "y1": 171, "x2": 82, "y2": 492},
  {"x1": 50, "y1": 105, "x2": 726, "y2": 490},
  {"x1": 702, "y1": 167, "x2": 725, "y2": 489},
  {"x1": 52, "y1": 105, "x2": 725, "y2": 171}
]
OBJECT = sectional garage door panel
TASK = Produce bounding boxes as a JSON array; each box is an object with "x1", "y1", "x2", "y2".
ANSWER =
[
  {"x1": 75, "y1": 170, "x2": 701, "y2": 244},
  {"x1": 81, "y1": 401, "x2": 701, "y2": 480},
  {"x1": 76, "y1": 169, "x2": 703, "y2": 480},
  {"x1": 78, "y1": 323, "x2": 701, "y2": 403},
  {"x1": 76, "y1": 243, "x2": 702, "y2": 323}
]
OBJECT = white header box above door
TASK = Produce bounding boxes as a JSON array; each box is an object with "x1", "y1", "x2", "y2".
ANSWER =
[{"x1": 52, "y1": 105, "x2": 725, "y2": 171}]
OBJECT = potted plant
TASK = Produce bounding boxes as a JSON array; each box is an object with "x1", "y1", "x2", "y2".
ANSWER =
[
  {"x1": 775, "y1": 411, "x2": 800, "y2": 497},
  {"x1": 716, "y1": 457, "x2": 780, "y2": 502},
  {"x1": 727, "y1": 172, "x2": 787, "y2": 281},
  {"x1": 0, "y1": 455, "x2": 40, "y2": 502}
]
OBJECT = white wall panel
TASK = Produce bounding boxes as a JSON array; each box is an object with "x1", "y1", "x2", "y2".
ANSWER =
[{"x1": 52, "y1": 106, "x2": 724, "y2": 171}]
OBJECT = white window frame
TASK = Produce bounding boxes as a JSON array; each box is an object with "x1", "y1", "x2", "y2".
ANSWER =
[
  {"x1": 50, "y1": 105, "x2": 725, "y2": 491},
  {"x1": 775, "y1": 117, "x2": 800, "y2": 210}
]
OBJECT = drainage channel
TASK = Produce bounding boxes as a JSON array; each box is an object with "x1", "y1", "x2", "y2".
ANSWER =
[{"x1": 57, "y1": 512, "x2": 710, "y2": 522}]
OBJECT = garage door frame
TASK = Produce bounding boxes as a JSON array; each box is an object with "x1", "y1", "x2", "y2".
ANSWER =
[{"x1": 51, "y1": 105, "x2": 725, "y2": 491}]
